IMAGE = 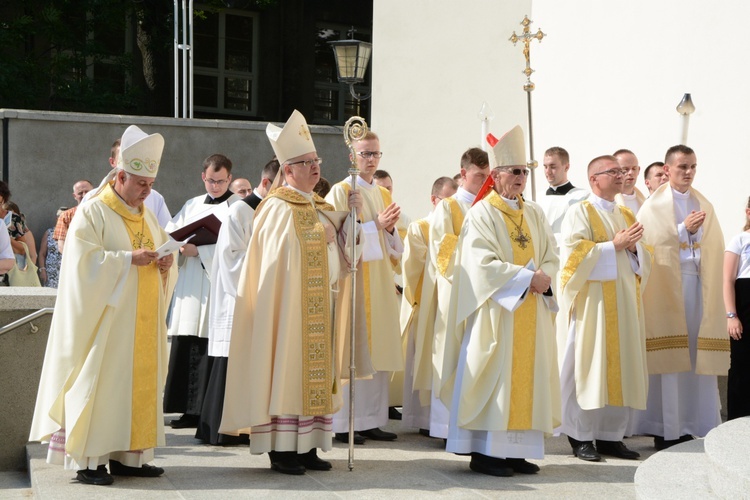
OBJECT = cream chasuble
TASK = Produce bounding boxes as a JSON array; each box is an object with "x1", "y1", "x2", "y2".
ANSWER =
[
  {"x1": 220, "y1": 188, "x2": 364, "y2": 433},
  {"x1": 325, "y1": 178, "x2": 404, "y2": 371},
  {"x1": 636, "y1": 184, "x2": 729, "y2": 375},
  {"x1": 399, "y1": 217, "x2": 436, "y2": 407},
  {"x1": 30, "y1": 183, "x2": 176, "y2": 466},
  {"x1": 439, "y1": 191, "x2": 560, "y2": 433},
  {"x1": 557, "y1": 197, "x2": 651, "y2": 411},
  {"x1": 430, "y1": 188, "x2": 473, "y2": 392}
]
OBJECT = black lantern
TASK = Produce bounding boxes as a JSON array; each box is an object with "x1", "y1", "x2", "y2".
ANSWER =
[{"x1": 328, "y1": 39, "x2": 372, "y2": 101}]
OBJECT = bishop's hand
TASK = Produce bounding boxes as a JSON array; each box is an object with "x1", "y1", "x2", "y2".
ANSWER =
[{"x1": 529, "y1": 269, "x2": 551, "y2": 294}]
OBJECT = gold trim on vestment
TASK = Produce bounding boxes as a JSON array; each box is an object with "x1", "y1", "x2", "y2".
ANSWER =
[
  {"x1": 585, "y1": 201, "x2": 625, "y2": 406},
  {"x1": 560, "y1": 240, "x2": 595, "y2": 291},
  {"x1": 436, "y1": 198, "x2": 465, "y2": 277},
  {"x1": 437, "y1": 234, "x2": 458, "y2": 277},
  {"x1": 485, "y1": 191, "x2": 536, "y2": 429},
  {"x1": 619, "y1": 206, "x2": 644, "y2": 319},
  {"x1": 270, "y1": 187, "x2": 333, "y2": 415},
  {"x1": 337, "y1": 181, "x2": 392, "y2": 352},
  {"x1": 646, "y1": 335, "x2": 690, "y2": 351},
  {"x1": 679, "y1": 241, "x2": 701, "y2": 251},
  {"x1": 100, "y1": 183, "x2": 159, "y2": 451},
  {"x1": 697, "y1": 337, "x2": 730, "y2": 352},
  {"x1": 602, "y1": 281, "x2": 623, "y2": 406},
  {"x1": 412, "y1": 219, "x2": 430, "y2": 305}
]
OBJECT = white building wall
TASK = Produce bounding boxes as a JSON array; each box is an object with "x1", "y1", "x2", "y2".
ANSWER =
[
  {"x1": 374, "y1": 0, "x2": 750, "y2": 237},
  {"x1": 372, "y1": 0, "x2": 532, "y2": 218}
]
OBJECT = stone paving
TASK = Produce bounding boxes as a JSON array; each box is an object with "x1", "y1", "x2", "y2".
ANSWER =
[{"x1": 16, "y1": 415, "x2": 662, "y2": 499}]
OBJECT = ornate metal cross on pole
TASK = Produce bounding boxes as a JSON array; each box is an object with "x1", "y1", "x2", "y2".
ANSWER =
[{"x1": 509, "y1": 15, "x2": 545, "y2": 201}]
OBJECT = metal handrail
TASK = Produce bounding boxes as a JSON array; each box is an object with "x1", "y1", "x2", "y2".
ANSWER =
[{"x1": 0, "y1": 307, "x2": 54, "y2": 336}]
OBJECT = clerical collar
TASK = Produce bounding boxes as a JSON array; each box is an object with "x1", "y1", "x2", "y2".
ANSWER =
[
  {"x1": 204, "y1": 189, "x2": 234, "y2": 205},
  {"x1": 621, "y1": 192, "x2": 637, "y2": 200},
  {"x1": 546, "y1": 181, "x2": 575, "y2": 196},
  {"x1": 672, "y1": 187, "x2": 691, "y2": 199},
  {"x1": 589, "y1": 193, "x2": 616, "y2": 213},
  {"x1": 454, "y1": 187, "x2": 475, "y2": 204},
  {"x1": 252, "y1": 187, "x2": 264, "y2": 199},
  {"x1": 501, "y1": 195, "x2": 519, "y2": 210},
  {"x1": 357, "y1": 176, "x2": 375, "y2": 189}
]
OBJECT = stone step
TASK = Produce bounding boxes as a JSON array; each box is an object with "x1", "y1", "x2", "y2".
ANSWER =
[
  {"x1": 634, "y1": 438, "x2": 715, "y2": 499},
  {"x1": 705, "y1": 417, "x2": 750, "y2": 499},
  {"x1": 635, "y1": 416, "x2": 750, "y2": 499}
]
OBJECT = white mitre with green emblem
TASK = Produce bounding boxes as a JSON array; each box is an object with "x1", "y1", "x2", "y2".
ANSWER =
[{"x1": 117, "y1": 125, "x2": 164, "y2": 178}]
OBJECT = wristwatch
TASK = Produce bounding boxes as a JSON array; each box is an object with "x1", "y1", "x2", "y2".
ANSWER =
[{"x1": 727, "y1": 312, "x2": 738, "y2": 319}]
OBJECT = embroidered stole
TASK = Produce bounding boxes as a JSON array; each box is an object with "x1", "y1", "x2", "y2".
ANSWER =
[
  {"x1": 486, "y1": 191, "x2": 537, "y2": 429},
  {"x1": 270, "y1": 187, "x2": 334, "y2": 415},
  {"x1": 100, "y1": 183, "x2": 160, "y2": 450},
  {"x1": 339, "y1": 182, "x2": 393, "y2": 353},
  {"x1": 412, "y1": 219, "x2": 430, "y2": 305},
  {"x1": 436, "y1": 197, "x2": 466, "y2": 277},
  {"x1": 562, "y1": 201, "x2": 632, "y2": 406}
]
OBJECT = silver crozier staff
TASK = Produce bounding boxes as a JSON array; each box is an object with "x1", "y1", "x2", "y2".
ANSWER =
[{"x1": 343, "y1": 116, "x2": 368, "y2": 470}]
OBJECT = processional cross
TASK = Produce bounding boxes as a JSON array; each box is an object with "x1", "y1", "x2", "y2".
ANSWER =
[{"x1": 509, "y1": 16, "x2": 546, "y2": 201}]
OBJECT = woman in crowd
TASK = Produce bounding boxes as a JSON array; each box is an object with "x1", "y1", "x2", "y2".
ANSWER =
[{"x1": 723, "y1": 196, "x2": 750, "y2": 420}]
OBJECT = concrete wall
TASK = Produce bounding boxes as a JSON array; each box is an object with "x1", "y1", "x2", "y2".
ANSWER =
[
  {"x1": 1, "y1": 109, "x2": 358, "y2": 239},
  {"x1": 0, "y1": 288, "x2": 56, "y2": 471}
]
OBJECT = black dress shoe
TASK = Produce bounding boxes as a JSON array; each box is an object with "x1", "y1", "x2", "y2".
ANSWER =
[
  {"x1": 358, "y1": 428, "x2": 397, "y2": 441},
  {"x1": 297, "y1": 449, "x2": 332, "y2": 471},
  {"x1": 595, "y1": 440, "x2": 640, "y2": 460},
  {"x1": 388, "y1": 406, "x2": 403, "y2": 420},
  {"x1": 418, "y1": 428, "x2": 431, "y2": 437},
  {"x1": 334, "y1": 432, "x2": 366, "y2": 444},
  {"x1": 468, "y1": 453, "x2": 514, "y2": 477},
  {"x1": 506, "y1": 458, "x2": 540, "y2": 474},
  {"x1": 572, "y1": 441, "x2": 601, "y2": 462},
  {"x1": 76, "y1": 465, "x2": 114, "y2": 486},
  {"x1": 109, "y1": 460, "x2": 164, "y2": 477},
  {"x1": 268, "y1": 451, "x2": 305, "y2": 475},
  {"x1": 170, "y1": 413, "x2": 199, "y2": 429},
  {"x1": 654, "y1": 434, "x2": 694, "y2": 451}
]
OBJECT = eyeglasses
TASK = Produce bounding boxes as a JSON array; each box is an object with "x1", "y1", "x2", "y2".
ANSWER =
[
  {"x1": 593, "y1": 168, "x2": 626, "y2": 177},
  {"x1": 357, "y1": 151, "x2": 384, "y2": 159},
  {"x1": 286, "y1": 157, "x2": 323, "y2": 168},
  {"x1": 204, "y1": 178, "x2": 229, "y2": 186},
  {"x1": 501, "y1": 168, "x2": 530, "y2": 176}
]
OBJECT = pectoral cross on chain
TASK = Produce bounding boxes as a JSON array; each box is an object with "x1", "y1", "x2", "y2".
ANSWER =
[{"x1": 513, "y1": 229, "x2": 531, "y2": 250}]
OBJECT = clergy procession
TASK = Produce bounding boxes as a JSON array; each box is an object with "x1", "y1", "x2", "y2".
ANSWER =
[{"x1": 28, "y1": 108, "x2": 748, "y2": 487}]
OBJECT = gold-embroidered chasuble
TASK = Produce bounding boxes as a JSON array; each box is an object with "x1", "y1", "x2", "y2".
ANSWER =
[{"x1": 100, "y1": 183, "x2": 160, "y2": 450}]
